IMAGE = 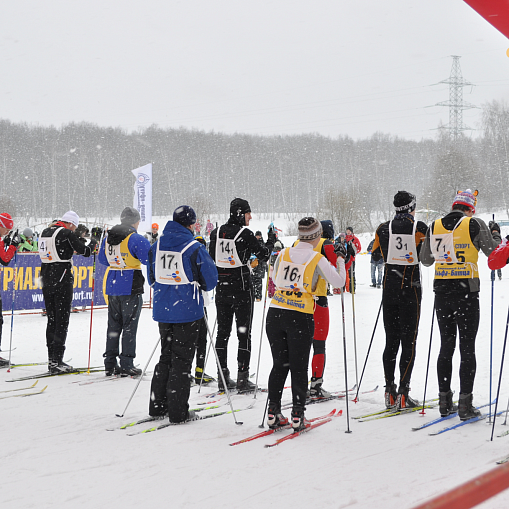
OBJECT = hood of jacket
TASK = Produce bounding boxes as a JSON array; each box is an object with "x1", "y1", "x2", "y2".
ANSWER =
[
  {"x1": 320, "y1": 220, "x2": 334, "y2": 240},
  {"x1": 159, "y1": 221, "x2": 195, "y2": 250},
  {"x1": 107, "y1": 224, "x2": 136, "y2": 246}
]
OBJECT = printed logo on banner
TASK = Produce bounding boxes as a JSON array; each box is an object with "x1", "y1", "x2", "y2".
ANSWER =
[{"x1": 136, "y1": 173, "x2": 150, "y2": 223}]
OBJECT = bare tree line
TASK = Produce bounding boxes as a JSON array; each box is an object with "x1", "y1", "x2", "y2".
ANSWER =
[{"x1": 1, "y1": 99, "x2": 508, "y2": 232}]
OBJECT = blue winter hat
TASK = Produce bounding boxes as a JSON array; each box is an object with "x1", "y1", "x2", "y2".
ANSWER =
[{"x1": 173, "y1": 205, "x2": 197, "y2": 226}]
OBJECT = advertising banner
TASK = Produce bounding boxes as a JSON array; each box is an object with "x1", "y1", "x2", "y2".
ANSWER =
[
  {"x1": 132, "y1": 163, "x2": 152, "y2": 232},
  {"x1": 0, "y1": 253, "x2": 108, "y2": 311}
]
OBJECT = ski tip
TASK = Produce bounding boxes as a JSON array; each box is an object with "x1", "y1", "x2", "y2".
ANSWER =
[
  {"x1": 115, "y1": 414, "x2": 124, "y2": 418},
  {"x1": 338, "y1": 410, "x2": 343, "y2": 416}
]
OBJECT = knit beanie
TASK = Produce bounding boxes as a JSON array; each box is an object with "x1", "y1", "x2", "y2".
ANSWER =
[
  {"x1": 0, "y1": 212, "x2": 13, "y2": 230},
  {"x1": 453, "y1": 189, "x2": 477, "y2": 213},
  {"x1": 393, "y1": 191, "x2": 416, "y2": 213},
  {"x1": 298, "y1": 217, "x2": 322, "y2": 241},
  {"x1": 320, "y1": 220, "x2": 334, "y2": 240},
  {"x1": 230, "y1": 198, "x2": 251, "y2": 225},
  {"x1": 61, "y1": 211, "x2": 80, "y2": 227},
  {"x1": 120, "y1": 207, "x2": 141, "y2": 225},
  {"x1": 173, "y1": 205, "x2": 197, "y2": 226}
]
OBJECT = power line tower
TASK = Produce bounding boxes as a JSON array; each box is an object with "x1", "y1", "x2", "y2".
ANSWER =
[{"x1": 435, "y1": 55, "x2": 477, "y2": 139}]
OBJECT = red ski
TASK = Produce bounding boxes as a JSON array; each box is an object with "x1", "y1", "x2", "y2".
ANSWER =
[{"x1": 229, "y1": 409, "x2": 336, "y2": 446}]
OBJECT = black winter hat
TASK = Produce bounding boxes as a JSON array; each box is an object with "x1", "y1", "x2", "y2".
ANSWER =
[
  {"x1": 255, "y1": 230, "x2": 262, "y2": 237},
  {"x1": 320, "y1": 220, "x2": 334, "y2": 240},
  {"x1": 230, "y1": 198, "x2": 251, "y2": 225},
  {"x1": 173, "y1": 205, "x2": 197, "y2": 226},
  {"x1": 120, "y1": 207, "x2": 141, "y2": 225},
  {"x1": 346, "y1": 226, "x2": 354, "y2": 233},
  {"x1": 394, "y1": 191, "x2": 416, "y2": 212}
]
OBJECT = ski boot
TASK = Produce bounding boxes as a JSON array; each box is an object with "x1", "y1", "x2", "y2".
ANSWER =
[
  {"x1": 458, "y1": 393, "x2": 481, "y2": 421},
  {"x1": 267, "y1": 402, "x2": 289, "y2": 429},
  {"x1": 49, "y1": 361, "x2": 75, "y2": 374},
  {"x1": 395, "y1": 388, "x2": 419, "y2": 410},
  {"x1": 236, "y1": 370, "x2": 256, "y2": 393},
  {"x1": 309, "y1": 377, "x2": 332, "y2": 400},
  {"x1": 121, "y1": 366, "x2": 142, "y2": 377},
  {"x1": 384, "y1": 382, "x2": 398, "y2": 409},
  {"x1": 218, "y1": 368, "x2": 236, "y2": 391},
  {"x1": 194, "y1": 367, "x2": 215, "y2": 384},
  {"x1": 291, "y1": 408, "x2": 309, "y2": 432},
  {"x1": 439, "y1": 390, "x2": 458, "y2": 417}
]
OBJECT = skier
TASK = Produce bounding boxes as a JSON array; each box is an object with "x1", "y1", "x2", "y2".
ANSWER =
[
  {"x1": 145, "y1": 223, "x2": 159, "y2": 245},
  {"x1": 292, "y1": 219, "x2": 338, "y2": 399},
  {"x1": 266, "y1": 217, "x2": 346, "y2": 431},
  {"x1": 251, "y1": 231, "x2": 269, "y2": 302},
  {"x1": 345, "y1": 226, "x2": 361, "y2": 293},
  {"x1": 371, "y1": 191, "x2": 428, "y2": 409},
  {"x1": 367, "y1": 238, "x2": 383, "y2": 288},
  {"x1": 39, "y1": 211, "x2": 91, "y2": 373},
  {"x1": 208, "y1": 198, "x2": 275, "y2": 392},
  {"x1": 206, "y1": 219, "x2": 214, "y2": 238},
  {"x1": 98, "y1": 207, "x2": 151, "y2": 377},
  {"x1": 421, "y1": 190, "x2": 500, "y2": 420},
  {"x1": 148, "y1": 206, "x2": 218, "y2": 423},
  {"x1": 18, "y1": 228, "x2": 38, "y2": 252},
  {"x1": 0, "y1": 213, "x2": 21, "y2": 362},
  {"x1": 267, "y1": 236, "x2": 284, "y2": 298},
  {"x1": 488, "y1": 225, "x2": 509, "y2": 270}
]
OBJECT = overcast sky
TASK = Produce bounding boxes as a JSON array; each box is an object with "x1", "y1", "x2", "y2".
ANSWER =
[{"x1": 1, "y1": 1, "x2": 508, "y2": 141}]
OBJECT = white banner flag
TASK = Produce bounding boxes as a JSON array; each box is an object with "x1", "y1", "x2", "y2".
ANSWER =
[{"x1": 132, "y1": 163, "x2": 152, "y2": 232}]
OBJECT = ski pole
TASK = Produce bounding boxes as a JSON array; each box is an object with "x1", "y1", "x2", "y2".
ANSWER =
[
  {"x1": 490, "y1": 213, "x2": 495, "y2": 422},
  {"x1": 258, "y1": 393, "x2": 269, "y2": 428},
  {"x1": 253, "y1": 265, "x2": 271, "y2": 398},
  {"x1": 88, "y1": 226, "x2": 106, "y2": 373},
  {"x1": 7, "y1": 251, "x2": 18, "y2": 372},
  {"x1": 420, "y1": 304, "x2": 435, "y2": 415},
  {"x1": 116, "y1": 334, "x2": 161, "y2": 418},
  {"x1": 197, "y1": 314, "x2": 217, "y2": 393},
  {"x1": 490, "y1": 304, "x2": 509, "y2": 441},
  {"x1": 354, "y1": 297, "x2": 382, "y2": 402},
  {"x1": 340, "y1": 288, "x2": 352, "y2": 434},
  {"x1": 203, "y1": 313, "x2": 243, "y2": 426},
  {"x1": 350, "y1": 264, "x2": 359, "y2": 389}
]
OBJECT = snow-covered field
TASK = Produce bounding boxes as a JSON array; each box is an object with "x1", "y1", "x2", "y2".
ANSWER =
[{"x1": 3, "y1": 215, "x2": 509, "y2": 509}]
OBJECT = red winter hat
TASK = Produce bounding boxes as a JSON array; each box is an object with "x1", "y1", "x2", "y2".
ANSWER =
[{"x1": 0, "y1": 212, "x2": 13, "y2": 229}]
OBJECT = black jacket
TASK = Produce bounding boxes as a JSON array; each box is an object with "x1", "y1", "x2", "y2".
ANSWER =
[
  {"x1": 40, "y1": 223, "x2": 91, "y2": 287},
  {"x1": 209, "y1": 218, "x2": 274, "y2": 293}
]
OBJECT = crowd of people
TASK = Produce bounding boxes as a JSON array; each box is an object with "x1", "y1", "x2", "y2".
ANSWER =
[{"x1": 0, "y1": 187, "x2": 507, "y2": 430}]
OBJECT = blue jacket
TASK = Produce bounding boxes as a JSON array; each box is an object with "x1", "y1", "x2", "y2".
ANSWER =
[
  {"x1": 148, "y1": 221, "x2": 218, "y2": 324},
  {"x1": 98, "y1": 224, "x2": 151, "y2": 296}
]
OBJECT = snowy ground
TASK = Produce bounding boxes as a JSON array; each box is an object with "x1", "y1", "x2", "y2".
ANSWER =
[{"x1": 3, "y1": 216, "x2": 509, "y2": 509}]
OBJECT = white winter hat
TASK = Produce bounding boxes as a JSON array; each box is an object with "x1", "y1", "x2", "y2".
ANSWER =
[{"x1": 61, "y1": 211, "x2": 80, "y2": 227}]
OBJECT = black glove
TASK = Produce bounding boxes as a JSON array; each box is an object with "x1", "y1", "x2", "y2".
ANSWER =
[
  {"x1": 3, "y1": 231, "x2": 12, "y2": 246},
  {"x1": 489, "y1": 221, "x2": 501, "y2": 234},
  {"x1": 334, "y1": 242, "x2": 347, "y2": 258},
  {"x1": 347, "y1": 242, "x2": 356, "y2": 258},
  {"x1": 10, "y1": 230, "x2": 21, "y2": 248}
]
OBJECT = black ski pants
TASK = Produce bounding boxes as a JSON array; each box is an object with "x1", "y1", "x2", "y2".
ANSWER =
[
  {"x1": 195, "y1": 308, "x2": 208, "y2": 371},
  {"x1": 42, "y1": 283, "x2": 73, "y2": 363},
  {"x1": 149, "y1": 319, "x2": 201, "y2": 423},
  {"x1": 266, "y1": 307, "x2": 314, "y2": 413},
  {"x1": 215, "y1": 287, "x2": 254, "y2": 373},
  {"x1": 435, "y1": 291, "x2": 479, "y2": 395},
  {"x1": 104, "y1": 294, "x2": 143, "y2": 370},
  {"x1": 382, "y1": 286, "x2": 421, "y2": 392}
]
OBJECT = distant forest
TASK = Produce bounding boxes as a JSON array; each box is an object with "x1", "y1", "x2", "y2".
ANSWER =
[{"x1": 1, "y1": 99, "x2": 508, "y2": 233}]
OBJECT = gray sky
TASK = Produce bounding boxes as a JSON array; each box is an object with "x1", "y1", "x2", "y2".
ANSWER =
[{"x1": 1, "y1": 0, "x2": 508, "y2": 141}]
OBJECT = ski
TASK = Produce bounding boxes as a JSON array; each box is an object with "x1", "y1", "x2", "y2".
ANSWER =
[
  {"x1": 412, "y1": 400, "x2": 495, "y2": 432},
  {"x1": 281, "y1": 386, "x2": 378, "y2": 410},
  {"x1": 354, "y1": 397, "x2": 439, "y2": 420},
  {"x1": 0, "y1": 385, "x2": 48, "y2": 399},
  {"x1": 229, "y1": 409, "x2": 338, "y2": 446},
  {"x1": 497, "y1": 428, "x2": 509, "y2": 438},
  {"x1": 0, "y1": 358, "x2": 72, "y2": 369},
  {"x1": 0, "y1": 380, "x2": 38, "y2": 393},
  {"x1": 7, "y1": 366, "x2": 104, "y2": 382},
  {"x1": 107, "y1": 416, "x2": 166, "y2": 431},
  {"x1": 496, "y1": 455, "x2": 509, "y2": 465},
  {"x1": 128, "y1": 408, "x2": 246, "y2": 435},
  {"x1": 358, "y1": 403, "x2": 438, "y2": 422},
  {"x1": 264, "y1": 412, "x2": 337, "y2": 448},
  {"x1": 429, "y1": 410, "x2": 506, "y2": 436}
]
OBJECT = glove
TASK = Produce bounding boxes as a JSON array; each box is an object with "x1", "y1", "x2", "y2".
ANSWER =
[
  {"x1": 250, "y1": 259, "x2": 259, "y2": 269},
  {"x1": 10, "y1": 230, "x2": 21, "y2": 248},
  {"x1": 334, "y1": 242, "x2": 347, "y2": 258},
  {"x1": 347, "y1": 242, "x2": 356, "y2": 258},
  {"x1": 489, "y1": 221, "x2": 501, "y2": 234},
  {"x1": 3, "y1": 231, "x2": 12, "y2": 246}
]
